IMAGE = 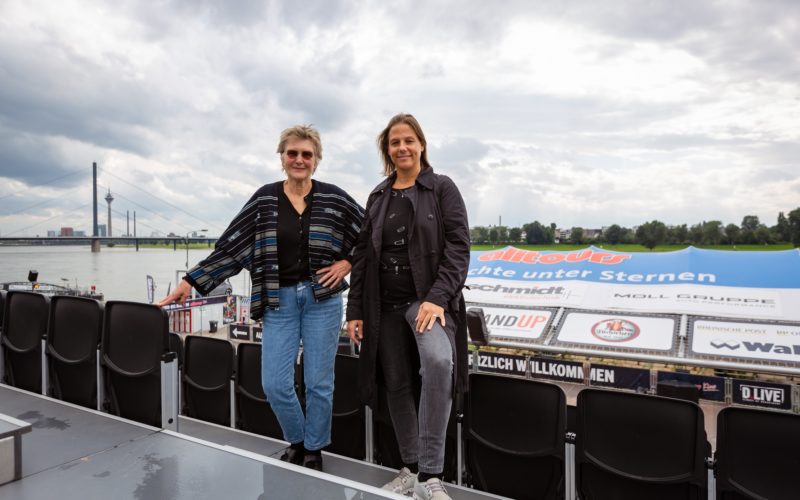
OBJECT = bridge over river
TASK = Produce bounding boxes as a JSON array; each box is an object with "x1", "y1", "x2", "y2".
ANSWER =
[{"x1": 0, "y1": 236, "x2": 219, "y2": 251}]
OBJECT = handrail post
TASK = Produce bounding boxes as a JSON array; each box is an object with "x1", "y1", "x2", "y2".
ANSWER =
[
  {"x1": 230, "y1": 379, "x2": 236, "y2": 429},
  {"x1": 364, "y1": 406, "x2": 374, "y2": 463},
  {"x1": 161, "y1": 352, "x2": 178, "y2": 431},
  {"x1": 41, "y1": 338, "x2": 47, "y2": 396},
  {"x1": 96, "y1": 349, "x2": 105, "y2": 411}
]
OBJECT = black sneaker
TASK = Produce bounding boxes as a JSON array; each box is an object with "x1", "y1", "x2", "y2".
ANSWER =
[
  {"x1": 303, "y1": 453, "x2": 323, "y2": 471},
  {"x1": 279, "y1": 446, "x2": 304, "y2": 465}
]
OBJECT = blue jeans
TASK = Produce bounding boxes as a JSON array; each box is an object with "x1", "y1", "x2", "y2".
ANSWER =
[{"x1": 261, "y1": 281, "x2": 342, "y2": 451}]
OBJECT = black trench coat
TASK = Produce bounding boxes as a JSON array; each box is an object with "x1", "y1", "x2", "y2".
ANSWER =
[{"x1": 346, "y1": 167, "x2": 471, "y2": 407}]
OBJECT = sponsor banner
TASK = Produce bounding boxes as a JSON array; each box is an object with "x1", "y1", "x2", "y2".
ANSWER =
[
  {"x1": 656, "y1": 371, "x2": 725, "y2": 401},
  {"x1": 163, "y1": 294, "x2": 228, "y2": 311},
  {"x1": 690, "y1": 319, "x2": 800, "y2": 364},
  {"x1": 252, "y1": 325, "x2": 263, "y2": 343},
  {"x1": 146, "y1": 275, "x2": 155, "y2": 304},
  {"x1": 555, "y1": 312, "x2": 676, "y2": 351},
  {"x1": 475, "y1": 351, "x2": 527, "y2": 377},
  {"x1": 588, "y1": 363, "x2": 651, "y2": 391},
  {"x1": 469, "y1": 246, "x2": 800, "y2": 288},
  {"x1": 464, "y1": 277, "x2": 587, "y2": 308},
  {"x1": 529, "y1": 357, "x2": 585, "y2": 383},
  {"x1": 732, "y1": 379, "x2": 792, "y2": 410},
  {"x1": 228, "y1": 323, "x2": 251, "y2": 341},
  {"x1": 222, "y1": 293, "x2": 237, "y2": 324},
  {"x1": 480, "y1": 306, "x2": 553, "y2": 341},
  {"x1": 602, "y1": 284, "x2": 784, "y2": 318},
  {"x1": 464, "y1": 246, "x2": 800, "y2": 320},
  {"x1": 238, "y1": 296, "x2": 251, "y2": 323}
]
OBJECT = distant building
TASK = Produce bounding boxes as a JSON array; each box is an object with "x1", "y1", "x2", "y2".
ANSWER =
[
  {"x1": 583, "y1": 229, "x2": 602, "y2": 239},
  {"x1": 97, "y1": 224, "x2": 107, "y2": 237},
  {"x1": 60, "y1": 227, "x2": 74, "y2": 237},
  {"x1": 47, "y1": 230, "x2": 57, "y2": 238},
  {"x1": 74, "y1": 230, "x2": 86, "y2": 237}
]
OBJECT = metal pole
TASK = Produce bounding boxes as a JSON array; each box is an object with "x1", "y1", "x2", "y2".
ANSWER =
[
  {"x1": 160, "y1": 356, "x2": 178, "y2": 431},
  {"x1": 96, "y1": 349, "x2": 105, "y2": 411},
  {"x1": 230, "y1": 379, "x2": 236, "y2": 429},
  {"x1": 92, "y1": 163, "x2": 98, "y2": 236},
  {"x1": 41, "y1": 338, "x2": 48, "y2": 395}
]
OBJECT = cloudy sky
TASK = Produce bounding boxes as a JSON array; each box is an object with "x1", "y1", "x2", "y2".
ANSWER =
[{"x1": 1, "y1": 0, "x2": 798, "y2": 237}]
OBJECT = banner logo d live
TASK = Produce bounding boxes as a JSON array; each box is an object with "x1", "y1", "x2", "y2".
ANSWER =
[{"x1": 740, "y1": 384, "x2": 784, "y2": 406}]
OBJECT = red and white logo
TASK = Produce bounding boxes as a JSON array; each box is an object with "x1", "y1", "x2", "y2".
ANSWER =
[{"x1": 591, "y1": 318, "x2": 641, "y2": 342}]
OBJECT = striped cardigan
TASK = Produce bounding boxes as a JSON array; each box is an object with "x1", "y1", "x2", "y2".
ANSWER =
[{"x1": 185, "y1": 180, "x2": 364, "y2": 320}]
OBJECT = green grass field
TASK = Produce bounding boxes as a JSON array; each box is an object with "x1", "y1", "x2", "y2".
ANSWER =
[{"x1": 470, "y1": 243, "x2": 795, "y2": 252}]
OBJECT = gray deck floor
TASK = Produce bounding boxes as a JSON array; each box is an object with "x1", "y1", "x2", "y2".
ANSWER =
[{"x1": 0, "y1": 385, "x2": 507, "y2": 500}]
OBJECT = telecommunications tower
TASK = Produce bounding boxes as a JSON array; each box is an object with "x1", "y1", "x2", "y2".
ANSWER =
[{"x1": 105, "y1": 189, "x2": 114, "y2": 237}]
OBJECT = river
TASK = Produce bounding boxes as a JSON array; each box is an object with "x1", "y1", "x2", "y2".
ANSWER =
[{"x1": 0, "y1": 245, "x2": 251, "y2": 302}]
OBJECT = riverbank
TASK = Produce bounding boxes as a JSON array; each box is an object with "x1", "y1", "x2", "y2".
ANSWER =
[{"x1": 471, "y1": 243, "x2": 795, "y2": 252}]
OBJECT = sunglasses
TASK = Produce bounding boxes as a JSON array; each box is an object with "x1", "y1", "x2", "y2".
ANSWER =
[{"x1": 286, "y1": 150, "x2": 314, "y2": 160}]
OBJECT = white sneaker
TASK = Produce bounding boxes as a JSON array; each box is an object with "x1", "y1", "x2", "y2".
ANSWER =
[
  {"x1": 381, "y1": 467, "x2": 417, "y2": 494},
  {"x1": 413, "y1": 477, "x2": 451, "y2": 500}
]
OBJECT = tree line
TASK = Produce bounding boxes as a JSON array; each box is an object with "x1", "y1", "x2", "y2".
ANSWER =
[{"x1": 470, "y1": 209, "x2": 800, "y2": 249}]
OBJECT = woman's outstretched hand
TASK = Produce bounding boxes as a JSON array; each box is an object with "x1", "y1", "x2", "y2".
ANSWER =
[{"x1": 157, "y1": 279, "x2": 193, "y2": 306}]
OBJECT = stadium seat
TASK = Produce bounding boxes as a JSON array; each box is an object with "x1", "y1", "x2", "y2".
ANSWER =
[
  {"x1": 657, "y1": 379, "x2": 700, "y2": 404},
  {"x1": 100, "y1": 301, "x2": 169, "y2": 427},
  {"x1": 234, "y1": 342, "x2": 283, "y2": 439},
  {"x1": 372, "y1": 380, "x2": 463, "y2": 482},
  {"x1": 372, "y1": 383, "x2": 405, "y2": 469},
  {"x1": 328, "y1": 353, "x2": 365, "y2": 459},
  {"x1": 168, "y1": 332, "x2": 184, "y2": 413},
  {"x1": 465, "y1": 373, "x2": 565, "y2": 500},
  {"x1": 0, "y1": 290, "x2": 5, "y2": 334},
  {"x1": 575, "y1": 388, "x2": 708, "y2": 500},
  {"x1": 169, "y1": 332, "x2": 184, "y2": 370},
  {"x1": 1, "y1": 291, "x2": 49, "y2": 393},
  {"x1": 444, "y1": 391, "x2": 465, "y2": 484},
  {"x1": 715, "y1": 407, "x2": 799, "y2": 500},
  {"x1": 182, "y1": 336, "x2": 234, "y2": 426},
  {"x1": 466, "y1": 308, "x2": 489, "y2": 346},
  {"x1": 45, "y1": 296, "x2": 103, "y2": 409}
]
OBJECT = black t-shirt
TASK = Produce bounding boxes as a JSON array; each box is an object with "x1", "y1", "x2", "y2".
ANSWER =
[
  {"x1": 277, "y1": 182, "x2": 312, "y2": 286},
  {"x1": 380, "y1": 187, "x2": 416, "y2": 304}
]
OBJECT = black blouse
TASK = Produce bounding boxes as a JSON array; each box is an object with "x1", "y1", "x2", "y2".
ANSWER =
[
  {"x1": 277, "y1": 183, "x2": 312, "y2": 286},
  {"x1": 380, "y1": 186, "x2": 416, "y2": 305}
]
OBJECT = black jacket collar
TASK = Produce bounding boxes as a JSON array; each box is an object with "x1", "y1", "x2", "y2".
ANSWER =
[{"x1": 370, "y1": 166, "x2": 435, "y2": 196}]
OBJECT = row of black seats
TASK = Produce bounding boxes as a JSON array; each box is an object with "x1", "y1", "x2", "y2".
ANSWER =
[
  {"x1": 176, "y1": 334, "x2": 368, "y2": 462},
  {"x1": 0, "y1": 291, "x2": 367, "y2": 456},
  {"x1": 1, "y1": 291, "x2": 174, "y2": 426},
  {"x1": 466, "y1": 372, "x2": 799, "y2": 500},
  {"x1": 3, "y1": 290, "x2": 796, "y2": 499}
]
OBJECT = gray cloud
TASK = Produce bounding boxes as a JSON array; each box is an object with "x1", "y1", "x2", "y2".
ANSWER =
[
  {"x1": 1, "y1": 0, "x2": 798, "y2": 235},
  {"x1": 0, "y1": 35, "x2": 162, "y2": 155},
  {"x1": 0, "y1": 128, "x2": 85, "y2": 186},
  {"x1": 430, "y1": 137, "x2": 490, "y2": 169}
]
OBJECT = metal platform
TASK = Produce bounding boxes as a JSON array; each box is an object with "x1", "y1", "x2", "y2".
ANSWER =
[{"x1": 0, "y1": 385, "x2": 507, "y2": 500}]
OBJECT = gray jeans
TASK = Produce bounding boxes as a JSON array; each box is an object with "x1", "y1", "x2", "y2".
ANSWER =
[{"x1": 378, "y1": 301, "x2": 453, "y2": 474}]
